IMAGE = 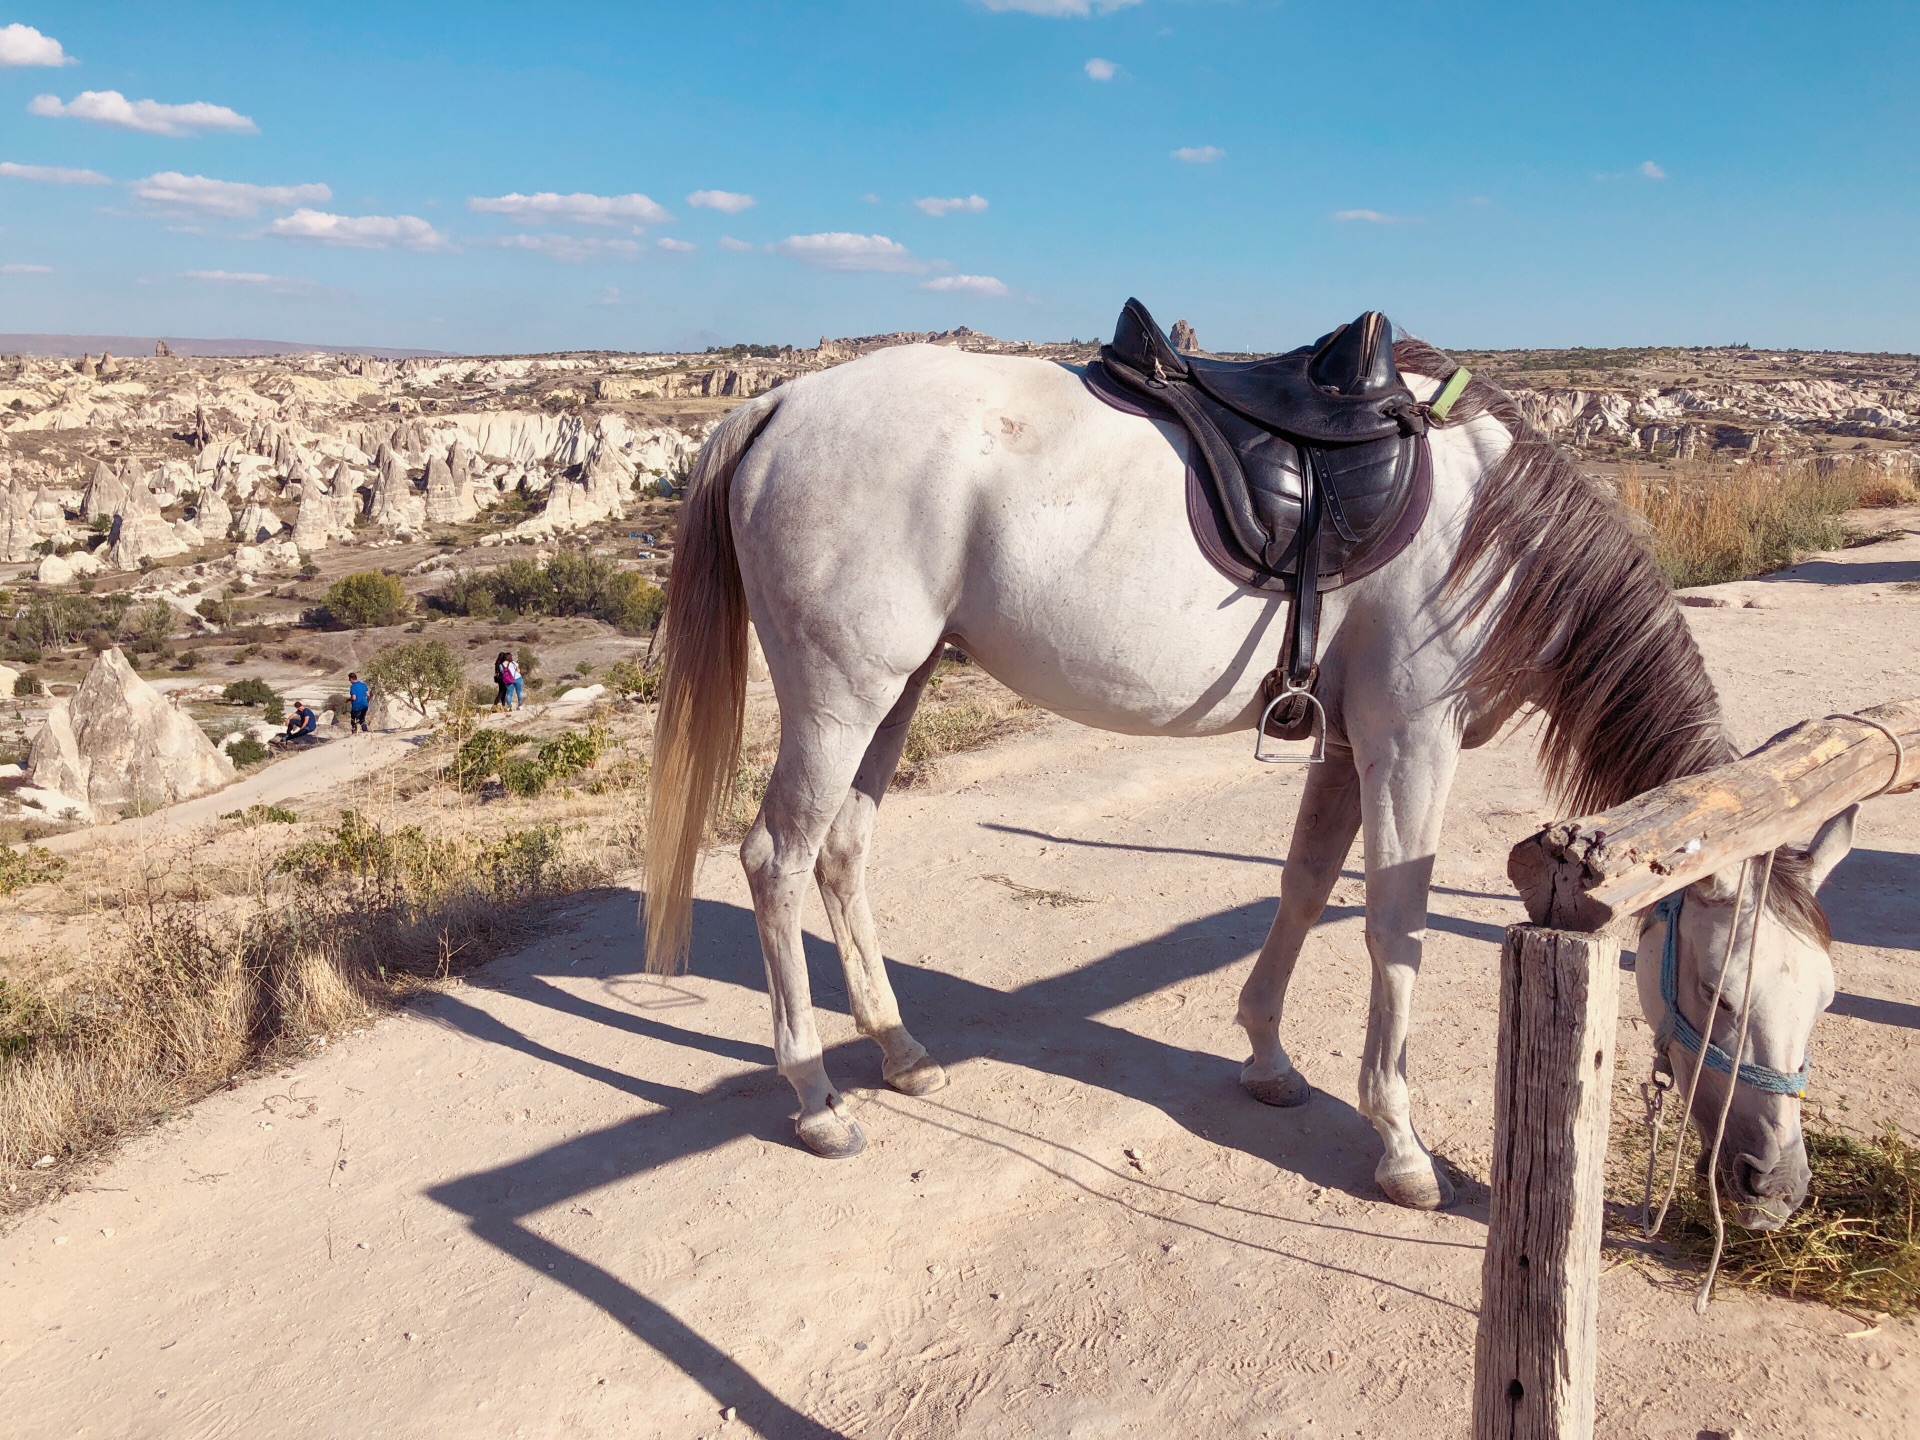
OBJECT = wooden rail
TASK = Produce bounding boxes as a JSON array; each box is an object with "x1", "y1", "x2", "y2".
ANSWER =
[
  {"x1": 1508, "y1": 700, "x2": 1920, "y2": 932},
  {"x1": 1475, "y1": 695, "x2": 1919, "y2": 1440}
]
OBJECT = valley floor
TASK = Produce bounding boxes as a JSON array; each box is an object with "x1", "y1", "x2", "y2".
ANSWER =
[{"x1": 3, "y1": 520, "x2": 1918, "y2": 1438}]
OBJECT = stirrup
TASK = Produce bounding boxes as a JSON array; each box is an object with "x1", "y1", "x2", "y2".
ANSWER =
[{"x1": 1254, "y1": 685, "x2": 1326, "y2": 765}]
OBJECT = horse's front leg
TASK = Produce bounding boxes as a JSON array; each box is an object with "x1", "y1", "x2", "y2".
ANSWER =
[
  {"x1": 1237, "y1": 745, "x2": 1363, "y2": 1106},
  {"x1": 1355, "y1": 719, "x2": 1463, "y2": 1210}
]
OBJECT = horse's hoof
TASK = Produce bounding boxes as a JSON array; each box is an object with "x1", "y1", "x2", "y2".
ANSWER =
[
  {"x1": 885, "y1": 1054, "x2": 948, "y2": 1097},
  {"x1": 1240, "y1": 1061, "x2": 1311, "y2": 1108},
  {"x1": 795, "y1": 1109, "x2": 867, "y2": 1159},
  {"x1": 1376, "y1": 1158, "x2": 1454, "y2": 1211}
]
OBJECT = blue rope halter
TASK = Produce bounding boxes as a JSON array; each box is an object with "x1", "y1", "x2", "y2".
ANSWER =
[{"x1": 1653, "y1": 890, "x2": 1810, "y2": 1097}]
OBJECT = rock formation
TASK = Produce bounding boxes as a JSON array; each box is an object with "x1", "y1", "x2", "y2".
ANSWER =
[
  {"x1": 367, "y1": 450, "x2": 425, "y2": 531},
  {"x1": 423, "y1": 450, "x2": 478, "y2": 523},
  {"x1": 82, "y1": 460, "x2": 130, "y2": 520},
  {"x1": 0, "y1": 486, "x2": 39, "y2": 563},
  {"x1": 107, "y1": 478, "x2": 189, "y2": 570},
  {"x1": 292, "y1": 478, "x2": 334, "y2": 550},
  {"x1": 1169, "y1": 319, "x2": 1199, "y2": 353},
  {"x1": 235, "y1": 503, "x2": 285, "y2": 544},
  {"x1": 194, "y1": 485, "x2": 234, "y2": 541},
  {"x1": 26, "y1": 647, "x2": 234, "y2": 817}
]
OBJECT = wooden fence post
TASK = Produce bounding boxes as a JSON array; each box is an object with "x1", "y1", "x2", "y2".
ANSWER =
[{"x1": 1473, "y1": 924, "x2": 1622, "y2": 1440}]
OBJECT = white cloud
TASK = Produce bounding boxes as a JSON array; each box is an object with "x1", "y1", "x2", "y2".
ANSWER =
[
  {"x1": 1639, "y1": 160, "x2": 1667, "y2": 180},
  {"x1": 1084, "y1": 57, "x2": 1117, "y2": 80},
  {"x1": 1172, "y1": 145, "x2": 1224, "y2": 164},
  {"x1": 0, "y1": 160, "x2": 108, "y2": 185},
  {"x1": 687, "y1": 189, "x2": 755, "y2": 214},
  {"x1": 466, "y1": 190, "x2": 671, "y2": 226},
  {"x1": 0, "y1": 23, "x2": 73, "y2": 67},
  {"x1": 489, "y1": 232, "x2": 642, "y2": 263},
  {"x1": 657, "y1": 237, "x2": 696, "y2": 252},
  {"x1": 1332, "y1": 208, "x2": 1409, "y2": 224},
  {"x1": 266, "y1": 208, "x2": 449, "y2": 251},
  {"x1": 2, "y1": 263, "x2": 52, "y2": 275},
  {"x1": 771, "y1": 232, "x2": 922, "y2": 273},
  {"x1": 914, "y1": 194, "x2": 988, "y2": 217},
  {"x1": 132, "y1": 171, "x2": 331, "y2": 218},
  {"x1": 861, "y1": 192, "x2": 882, "y2": 203},
  {"x1": 920, "y1": 274, "x2": 1010, "y2": 297},
  {"x1": 185, "y1": 268, "x2": 320, "y2": 295},
  {"x1": 28, "y1": 90, "x2": 257, "y2": 137},
  {"x1": 718, "y1": 235, "x2": 755, "y2": 252},
  {"x1": 981, "y1": 0, "x2": 1144, "y2": 15}
]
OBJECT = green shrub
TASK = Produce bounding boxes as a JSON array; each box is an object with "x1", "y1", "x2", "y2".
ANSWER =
[
  {"x1": 132, "y1": 601, "x2": 175, "y2": 653},
  {"x1": 367, "y1": 639, "x2": 463, "y2": 719},
  {"x1": 602, "y1": 658, "x2": 658, "y2": 701},
  {"x1": 432, "y1": 552, "x2": 665, "y2": 634},
  {"x1": 499, "y1": 724, "x2": 606, "y2": 797},
  {"x1": 444, "y1": 728, "x2": 529, "y2": 792},
  {"x1": 12, "y1": 671, "x2": 44, "y2": 697},
  {"x1": 220, "y1": 804, "x2": 299, "y2": 826},
  {"x1": 0, "y1": 846, "x2": 66, "y2": 895},
  {"x1": 323, "y1": 571, "x2": 411, "y2": 629},
  {"x1": 225, "y1": 736, "x2": 269, "y2": 767},
  {"x1": 221, "y1": 677, "x2": 278, "y2": 707},
  {"x1": 480, "y1": 824, "x2": 577, "y2": 898}
]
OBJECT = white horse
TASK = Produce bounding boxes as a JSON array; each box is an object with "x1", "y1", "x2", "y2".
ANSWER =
[{"x1": 647, "y1": 338, "x2": 1851, "y2": 1220}]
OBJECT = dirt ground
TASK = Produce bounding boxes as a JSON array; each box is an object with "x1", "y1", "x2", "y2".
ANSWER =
[{"x1": 2, "y1": 517, "x2": 1918, "y2": 1438}]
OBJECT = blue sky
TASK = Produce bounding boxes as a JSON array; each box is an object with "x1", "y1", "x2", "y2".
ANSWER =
[{"x1": 1, "y1": 2, "x2": 1915, "y2": 354}]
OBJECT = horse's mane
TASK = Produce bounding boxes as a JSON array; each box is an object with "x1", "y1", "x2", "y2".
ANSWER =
[{"x1": 1392, "y1": 335, "x2": 1827, "y2": 941}]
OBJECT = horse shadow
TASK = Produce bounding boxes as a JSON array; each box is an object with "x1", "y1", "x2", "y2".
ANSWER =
[
  {"x1": 425, "y1": 889, "x2": 1480, "y2": 1435},
  {"x1": 1758, "y1": 556, "x2": 1920, "y2": 587}
]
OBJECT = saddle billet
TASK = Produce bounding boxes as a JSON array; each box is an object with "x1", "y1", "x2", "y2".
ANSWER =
[{"x1": 1088, "y1": 299, "x2": 1441, "y2": 760}]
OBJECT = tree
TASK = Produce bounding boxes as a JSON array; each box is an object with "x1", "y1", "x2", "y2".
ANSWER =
[
  {"x1": 324, "y1": 571, "x2": 410, "y2": 629},
  {"x1": 367, "y1": 639, "x2": 463, "y2": 719}
]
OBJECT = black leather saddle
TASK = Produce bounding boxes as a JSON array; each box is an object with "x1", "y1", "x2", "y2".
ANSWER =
[{"x1": 1088, "y1": 299, "x2": 1454, "y2": 757}]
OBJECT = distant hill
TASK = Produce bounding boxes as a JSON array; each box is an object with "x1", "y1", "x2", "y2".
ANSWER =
[{"x1": 0, "y1": 334, "x2": 452, "y2": 360}]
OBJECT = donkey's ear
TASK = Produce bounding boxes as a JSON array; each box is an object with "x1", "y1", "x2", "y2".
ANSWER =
[
  {"x1": 1803, "y1": 804, "x2": 1858, "y2": 891},
  {"x1": 1689, "y1": 867, "x2": 1742, "y2": 905}
]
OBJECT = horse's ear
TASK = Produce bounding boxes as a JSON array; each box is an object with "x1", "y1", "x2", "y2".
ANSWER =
[
  {"x1": 1803, "y1": 804, "x2": 1858, "y2": 891},
  {"x1": 1689, "y1": 868, "x2": 1741, "y2": 905}
]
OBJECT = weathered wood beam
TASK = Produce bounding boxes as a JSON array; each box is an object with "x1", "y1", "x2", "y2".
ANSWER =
[
  {"x1": 1509, "y1": 699, "x2": 1920, "y2": 931},
  {"x1": 1473, "y1": 924, "x2": 1621, "y2": 1440}
]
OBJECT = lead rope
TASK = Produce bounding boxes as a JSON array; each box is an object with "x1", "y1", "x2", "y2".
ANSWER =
[
  {"x1": 1692, "y1": 850, "x2": 1776, "y2": 1314},
  {"x1": 1644, "y1": 855, "x2": 1752, "y2": 1241}
]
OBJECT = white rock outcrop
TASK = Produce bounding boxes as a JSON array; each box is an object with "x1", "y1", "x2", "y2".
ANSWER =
[
  {"x1": 108, "y1": 479, "x2": 189, "y2": 570},
  {"x1": 423, "y1": 451, "x2": 478, "y2": 523},
  {"x1": 25, "y1": 648, "x2": 234, "y2": 816}
]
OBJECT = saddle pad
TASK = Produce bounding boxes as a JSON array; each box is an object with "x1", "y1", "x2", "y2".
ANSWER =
[{"x1": 1080, "y1": 360, "x2": 1432, "y2": 596}]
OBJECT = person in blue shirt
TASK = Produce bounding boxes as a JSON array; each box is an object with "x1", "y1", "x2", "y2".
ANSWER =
[
  {"x1": 283, "y1": 699, "x2": 319, "y2": 744},
  {"x1": 347, "y1": 672, "x2": 370, "y2": 733}
]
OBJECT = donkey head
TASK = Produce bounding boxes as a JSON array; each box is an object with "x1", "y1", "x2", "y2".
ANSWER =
[{"x1": 1634, "y1": 806, "x2": 1856, "y2": 1231}]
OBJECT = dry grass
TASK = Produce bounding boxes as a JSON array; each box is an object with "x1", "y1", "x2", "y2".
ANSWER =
[
  {"x1": 1655, "y1": 1127, "x2": 1920, "y2": 1316},
  {"x1": 1607, "y1": 1073, "x2": 1920, "y2": 1316},
  {"x1": 1614, "y1": 456, "x2": 1915, "y2": 590},
  {"x1": 0, "y1": 708, "x2": 641, "y2": 1214}
]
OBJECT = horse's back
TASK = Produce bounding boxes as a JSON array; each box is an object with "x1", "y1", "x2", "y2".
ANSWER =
[{"x1": 731, "y1": 345, "x2": 1289, "y2": 735}]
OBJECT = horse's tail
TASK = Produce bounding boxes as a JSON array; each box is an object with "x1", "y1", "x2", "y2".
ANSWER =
[{"x1": 645, "y1": 390, "x2": 783, "y2": 974}]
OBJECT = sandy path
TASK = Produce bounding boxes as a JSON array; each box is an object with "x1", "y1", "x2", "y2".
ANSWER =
[{"x1": 3, "y1": 523, "x2": 1917, "y2": 1438}]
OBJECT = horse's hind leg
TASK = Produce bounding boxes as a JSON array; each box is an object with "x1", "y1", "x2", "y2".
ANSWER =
[
  {"x1": 742, "y1": 710, "x2": 886, "y2": 1159},
  {"x1": 815, "y1": 650, "x2": 947, "y2": 1097},
  {"x1": 1237, "y1": 746, "x2": 1363, "y2": 1106}
]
